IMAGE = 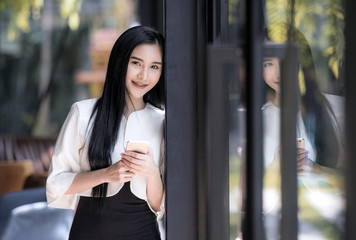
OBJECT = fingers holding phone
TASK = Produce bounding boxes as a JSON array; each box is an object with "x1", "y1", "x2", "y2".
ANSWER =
[
  {"x1": 104, "y1": 161, "x2": 135, "y2": 183},
  {"x1": 296, "y1": 138, "x2": 314, "y2": 173},
  {"x1": 121, "y1": 141, "x2": 160, "y2": 178}
]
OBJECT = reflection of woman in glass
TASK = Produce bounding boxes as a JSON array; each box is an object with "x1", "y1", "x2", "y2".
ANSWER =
[
  {"x1": 46, "y1": 26, "x2": 165, "y2": 240},
  {"x1": 261, "y1": 22, "x2": 344, "y2": 240},
  {"x1": 262, "y1": 56, "x2": 315, "y2": 172},
  {"x1": 262, "y1": 22, "x2": 344, "y2": 173}
]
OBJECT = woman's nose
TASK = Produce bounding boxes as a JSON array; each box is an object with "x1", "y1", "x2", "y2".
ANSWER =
[
  {"x1": 138, "y1": 68, "x2": 148, "y2": 81},
  {"x1": 276, "y1": 65, "x2": 281, "y2": 78}
]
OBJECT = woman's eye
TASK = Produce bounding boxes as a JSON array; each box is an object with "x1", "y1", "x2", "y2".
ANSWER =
[
  {"x1": 263, "y1": 62, "x2": 272, "y2": 67},
  {"x1": 132, "y1": 61, "x2": 141, "y2": 66},
  {"x1": 151, "y1": 65, "x2": 159, "y2": 70}
]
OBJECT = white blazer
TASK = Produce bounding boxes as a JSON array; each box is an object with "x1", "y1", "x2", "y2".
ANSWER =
[
  {"x1": 46, "y1": 98, "x2": 165, "y2": 219},
  {"x1": 262, "y1": 101, "x2": 316, "y2": 168}
]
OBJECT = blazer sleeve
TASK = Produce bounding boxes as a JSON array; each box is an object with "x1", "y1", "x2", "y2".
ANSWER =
[
  {"x1": 156, "y1": 122, "x2": 165, "y2": 220},
  {"x1": 46, "y1": 103, "x2": 85, "y2": 210}
]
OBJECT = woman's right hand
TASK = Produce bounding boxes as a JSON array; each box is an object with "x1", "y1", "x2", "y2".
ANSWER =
[
  {"x1": 271, "y1": 146, "x2": 312, "y2": 173},
  {"x1": 297, "y1": 148, "x2": 313, "y2": 173},
  {"x1": 103, "y1": 161, "x2": 135, "y2": 184},
  {"x1": 65, "y1": 160, "x2": 135, "y2": 195}
]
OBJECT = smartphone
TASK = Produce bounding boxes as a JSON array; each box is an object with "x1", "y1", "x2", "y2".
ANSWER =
[
  {"x1": 126, "y1": 141, "x2": 149, "y2": 154},
  {"x1": 296, "y1": 138, "x2": 305, "y2": 149}
]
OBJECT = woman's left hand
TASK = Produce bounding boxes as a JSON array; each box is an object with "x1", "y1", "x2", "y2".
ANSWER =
[{"x1": 120, "y1": 148, "x2": 160, "y2": 178}]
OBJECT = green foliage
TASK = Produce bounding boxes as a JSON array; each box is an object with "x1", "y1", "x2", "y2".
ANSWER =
[
  {"x1": 0, "y1": 0, "x2": 82, "y2": 40},
  {"x1": 265, "y1": 0, "x2": 344, "y2": 92}
]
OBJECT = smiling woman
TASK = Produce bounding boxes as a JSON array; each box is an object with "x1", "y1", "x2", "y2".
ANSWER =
[
  {"x1": 262, "y1": 57, "x2": 281, "y2": 104},
  {"x1": 261, "y1": 22, "x2": 345, "y2": 239},
  {"x1": 46, "y1": 26, "x2": 166, "y2": 240},
  {"x1": 125, "y1": 44, "x2": 163, "y2": 112}
]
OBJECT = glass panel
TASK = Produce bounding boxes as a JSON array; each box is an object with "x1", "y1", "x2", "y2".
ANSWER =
[
  {"x1": 227, "y1": 60, "x2": 245, "y2": 240},
  {"x1": 0, "y1": 0, "x2": 139, "y2": 137},
  {"x1": 228, "y1": 1, "x2": 246, "y2": 240},
  {"x1": 262, "y1": 47, "x2": 284, "y2": 240},
  {"x1": 263, "y1": 1, "x2": 345, "y2": 239}
]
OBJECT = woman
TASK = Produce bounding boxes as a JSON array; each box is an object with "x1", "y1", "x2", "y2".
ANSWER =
[
  {"x1": 261, "y1": 23, "x2": 344, "y2": 239},
  {"x1": 46, "y1": 26, "x2": 165, "y2": 240},
  {"x1": 262, "y1": 56, "x2": 315, "y2": 172},
  {"x1": 262, "y1": 22, "x2": 343, "y2": 172}
]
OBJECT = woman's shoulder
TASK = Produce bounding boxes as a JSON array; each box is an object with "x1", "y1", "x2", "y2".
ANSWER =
[
  {"x1": 146, "y1": 103, "x2": 165, "y2": 119},
  {"x1": 322, "y1": 93, "x2": 345, "y2": 128},
  {"x1": 72, "y1": 97, "x2": 98, "y2": 109},
  {"x1": 323, "y1": 93, "x2": 344, "y2": 113},
  {"x1": 71, "y1": 98, "x2": 99, "y2": 114},
  {"x1": 65, "y1": 98, "x2": 99, "y2": 123},
  {"x1": 262, "y1": 101, "x2": 279, "y2": 112},
  {"x1": 262, "y1": 101, "x2": 272, "y2": 110}
]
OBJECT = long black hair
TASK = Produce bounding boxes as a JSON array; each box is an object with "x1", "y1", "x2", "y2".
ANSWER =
[{"x1": 87, "y1": 26, "x2": 165, "y2": 198}]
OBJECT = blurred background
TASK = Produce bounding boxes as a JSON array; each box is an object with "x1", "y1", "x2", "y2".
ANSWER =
[
  {"x1": 0, "y1": 0, "x2": 163, "y2": 190},
  {"x1": 0, "y1": 0, "x2": 163, "y2": 138},
  {"x1": 0, "y1": 1, "x2": 163, "y2": 239}
]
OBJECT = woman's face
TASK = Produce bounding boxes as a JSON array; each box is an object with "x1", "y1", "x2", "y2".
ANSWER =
[
  {"x1": 125, "y1": 43, "x2": 162, "y2": 102},
  {"x1": 263, "y1": 57, "x2": 280, "y2": 93}
]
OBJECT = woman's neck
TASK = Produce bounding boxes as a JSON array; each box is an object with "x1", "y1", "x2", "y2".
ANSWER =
[
  {"x1": 271, "y1": 93, "x2": 280, "y2": 107},
  {"x1": 125, "y1": 95, "x2": 145, "y2": 118}
]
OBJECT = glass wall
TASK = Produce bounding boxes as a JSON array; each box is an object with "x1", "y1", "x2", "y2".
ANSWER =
[
  {"x1": 263, "y1": 1, "x2": 345, "y2": 239},
  {"x1": 0, "y1": 0, "x2": 139, "y2": 137},
  {"x1": 226, "y1": 0, "x2": 345, "y2": 239}
]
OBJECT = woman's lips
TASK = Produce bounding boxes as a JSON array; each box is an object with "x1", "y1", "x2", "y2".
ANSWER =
[{"x1": 132, "y1": 80, "x2": 147, "y2": 88}]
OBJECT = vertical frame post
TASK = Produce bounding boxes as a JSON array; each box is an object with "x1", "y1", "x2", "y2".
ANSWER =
[
  {"x1": 244, "y1": 0, "x2": 265, "y2": 239},
  {"x1": 344, "y1": 1, "x2": 356, "y2": 239},
  {"x1": 165, "y1": 0, "x2": 198, "y2": 239},
  {"x1": 280, "y1": 45, "x2": 299, "y2": 240}
]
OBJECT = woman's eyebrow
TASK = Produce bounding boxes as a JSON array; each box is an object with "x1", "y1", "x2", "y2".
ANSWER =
[
  {"x1": 131, "y1": 56, "x2": 162, "y2": 65},
  {"x1": 130, "y1": 56, "x2": 143, "y2": 61}
]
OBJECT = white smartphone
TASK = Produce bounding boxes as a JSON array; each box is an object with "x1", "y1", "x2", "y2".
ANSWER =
[
  {"x1": 126, "y1": 141, "x2": 149, "y2": 154},
  {"x1": 296, "y1": 138, "x2": 305, "y2": 149}
]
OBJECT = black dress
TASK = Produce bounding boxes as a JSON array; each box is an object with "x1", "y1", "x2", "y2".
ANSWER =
[{"x1": 68, "y1": 182, "x2": 161, "y2": 240}]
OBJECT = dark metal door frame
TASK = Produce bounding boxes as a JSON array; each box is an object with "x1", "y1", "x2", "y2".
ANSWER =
[
  {"x1": 164, "y1": 0, "x2": 356, "y2": 239},
  {"x1": 344, "y1": 1, "x2": 356, "y2": 240},
  {"x1": 205, "y1": 45, "x2": 238, "y2": 240},
  {"x1": 243, "y1": 0, "x2": 265, "y2": 239},
  {"x1": 165, "y1": 0, "x2": 198, "y2": 239}
]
